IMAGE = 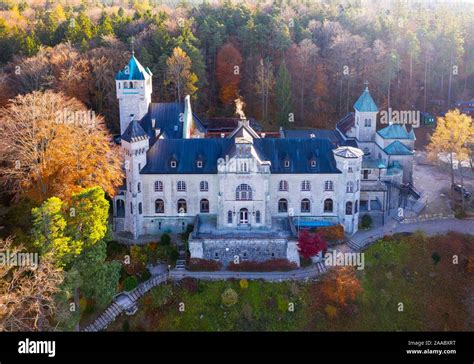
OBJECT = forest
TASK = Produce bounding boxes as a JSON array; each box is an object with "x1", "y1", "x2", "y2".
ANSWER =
[{"x1": 0, "y1": 0, "x2": 473, "y2": 133}]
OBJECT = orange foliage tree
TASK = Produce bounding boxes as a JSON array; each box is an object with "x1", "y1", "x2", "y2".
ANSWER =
[
  {"x1": 0, "y1": 90, "x2": 123, "y2": 202},
  {"x1": 320, "y1": 266, "x2": 363, "y2": 307},
  {"x1": 216, "y1": 41, "x2": 243, "y2": 106}
]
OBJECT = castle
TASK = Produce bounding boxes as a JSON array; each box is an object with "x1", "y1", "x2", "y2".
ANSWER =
[{"x1": 112, "y1": 54, "x2": 417, "y2": 266}]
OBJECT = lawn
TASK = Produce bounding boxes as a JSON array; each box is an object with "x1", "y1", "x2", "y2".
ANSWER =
[{"x1": 107, "y1": 232, "x2": 473, "y2": 331}]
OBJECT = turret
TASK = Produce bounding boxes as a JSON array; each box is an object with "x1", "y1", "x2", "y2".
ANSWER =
[{"x1": 116, "y1": 54, "x2": 153, "y2": 135}]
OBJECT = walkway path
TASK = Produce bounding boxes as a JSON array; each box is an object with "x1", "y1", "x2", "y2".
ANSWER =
[
  {"x1": 170, "y1": 261, "x2": 328, "y2": 281},
  {"x1": 347, "y1": 217, "x2": 474, "y2": 251}
]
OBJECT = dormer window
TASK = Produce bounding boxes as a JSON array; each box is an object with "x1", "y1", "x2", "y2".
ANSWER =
[
  {"x1": 170, "y1": 160, "x2": 177, "y2": 168},
  {"x1": 284, "y1": 160, "x2": 290, "y2": 168},
  {"x1": 197, "y1": 160, "x2": 203, "y2": 168},
  {"x1": 310, "y1": 159, "x2": 317, "y2": 168}
]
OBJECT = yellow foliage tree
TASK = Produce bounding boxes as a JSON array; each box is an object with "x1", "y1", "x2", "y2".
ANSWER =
[
  {"x1": 164, "y1": 47, "x2": 198, "y2": 101},
  {"x1": 427, "y1": 109, "x2": 474, "y2": 186}
]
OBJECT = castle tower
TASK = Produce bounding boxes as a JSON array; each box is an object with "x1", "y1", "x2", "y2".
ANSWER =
[
  {"x1": 353, "y1": 85, "x2": 378, "y2": 142},
  {"x1": 333, "y1": 146, "x2": 364, "y2": 234},
  {"x1": 116, "y1": 54, "x2": 153, "y2": 135},
  {"x1": 121, "y1": 119, "x2": 149, "y2": 238}
]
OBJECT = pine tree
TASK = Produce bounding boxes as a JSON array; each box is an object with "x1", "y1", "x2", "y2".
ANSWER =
[{"x1": 275, "y1": 60, "x2": 292, "y2": 127}]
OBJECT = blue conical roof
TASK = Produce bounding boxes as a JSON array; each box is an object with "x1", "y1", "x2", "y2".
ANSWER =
[
  {"x1": 354, "y1": 87, "x2": 378, "y2": 112},
  {"x1": 116, "y1": 55, "x2": 152, "y2": 81}
]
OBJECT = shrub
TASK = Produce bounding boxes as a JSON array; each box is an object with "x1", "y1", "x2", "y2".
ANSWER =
[
  {"x1": 221, "y1": 288, "x2": 238, "y2": 307},
  {"x1": 360, "y1": 214, "x2": 373, "y2": 229},
  {"x1": 315, "y1": 224, "x2": 345, "y2": 242},
  {"x1": 297, "y1": 230, "x2": 327, "y2": 258},
  {"x1": 123, "y1": 276, "x2": 138, "y2": 291},
  {"x1": 227, "y1": 259, "x2": 297, "y2": 272},
  {"x1": 239, "y1": 279, "x2": 249, "y2": 289},
  {"x1": 325, "y1": 304, "x2": 338, "y2": 318},
  {"x1": 156, "y1": 245, "x2": 179, "y2": 265},
  {"x1": 160, "y1": 233, "x2": 171, "y2": 246},
  {"x1": 182, "y1": 278, "x2": 199, "y2": 293},
  {"x1": 187, "y1": 258, "x2": 222, "y2": 271},
  {"x1": 150, "y1": 284, "x2": 173, "y2": 308},
  {"x1": 432, "y1": 251, "x2": 441, "y2": 265},
  {"x1": 139, "y1": 269, "x2": 151, "y2": 282}
]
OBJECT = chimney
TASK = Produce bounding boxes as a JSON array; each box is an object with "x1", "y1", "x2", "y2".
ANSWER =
[
  {"x1": 261, "y1": 133, "x2": 266, "y2": 138},
  {"x1": 220, "y1": 133, "x2": 225, "y2": 138},
  {"x1": 155, "y1": 128, "x2": 160, "y2": 138},
  {"x1": 151, "y1": 118, "x2": 156, "y2": 128}
]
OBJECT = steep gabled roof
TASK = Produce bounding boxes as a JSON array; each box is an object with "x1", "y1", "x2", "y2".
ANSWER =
[
  {"x1": 384, "y1": 140, "x2": 413, "y2": 155},
  {"x1": 139, "y1": 102, "x2": 205, "y2": 141},
  {"x1": 116, "y1": 55, "x2": 152, "y2": 81},
  {"x1": 121, "y1": 120, "x2": 148, "y2": 143},
  {"x1": 336, "y1": 112, "x2": 355, "y2": 135},
  {"x1": 377, "y1": 124, "x2": 415, "y2": 140},
  {"x1": 354, "y1": 87, "x2": 378, "y2": 112}
]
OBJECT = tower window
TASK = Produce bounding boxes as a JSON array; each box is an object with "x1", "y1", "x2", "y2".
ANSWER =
[
  {"x1": 346, "y1": 201, "x2": 353, "y2": 215},
  {"x1": 137, "y1": 182, "x2": 141, "y2": 193},
  {"x1": 138, "y1": 202, "x2": 142, "y2": 215}
]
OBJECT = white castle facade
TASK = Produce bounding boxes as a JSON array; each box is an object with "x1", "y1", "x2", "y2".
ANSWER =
[{"x1": 113, "y1": 55, "x2": 417, "y2": 266}]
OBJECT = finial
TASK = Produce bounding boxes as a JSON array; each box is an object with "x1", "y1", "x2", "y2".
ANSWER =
[{"x1": 364, "y1": 80, "x2": 369, "y2": 90}]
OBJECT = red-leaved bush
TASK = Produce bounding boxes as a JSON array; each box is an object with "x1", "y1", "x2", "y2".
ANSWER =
[
  {"x1": 187, "y1": 258, "x2": 222, "y2": 271},
  {"x1": 297, "y1": 229, "x2": 328, "y2": 258}
]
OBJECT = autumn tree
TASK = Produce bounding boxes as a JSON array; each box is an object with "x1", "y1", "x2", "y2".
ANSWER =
[
  {"x1": 216, "y1": 41, "x2": 243, "y2": 107},
  {"x1": 164, "y1": 47, "x2": 198, "y2": 101},
  {"x1": 0, "y1": 237, "x2": 64, "y2": 331},
  {"x1": 320, "y1": 266, "x2": 363, "y2": 308},
  {"x1": 254, "y1": 58, "x2": 275, "y2": 122},
  {"x1": 275, "y1": 60, "x2": 292, "y2": 127},
  {"x1": 427, "y1": 109, "x2": 474, "y2": 187},
  {"x1": 297, "y1": 229, "x2": 328, "y2": 259},
  {"x1": 0, "y1": 90, "x2": 123, "y2": 202}
]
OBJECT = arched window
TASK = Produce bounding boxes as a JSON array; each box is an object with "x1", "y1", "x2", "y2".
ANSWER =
[
  {"x1": 154, "y1": 181, "x2": 163, "y2": 192},
  {"x1": 200, "y1": 181, "x2": 208, "y2": 191},
  {"x1": 155, "y1": 199, "x2": 164, "y2": 213},
  {"x1": 324, "y1": 199, "x2": 333, "y2": 213},
  {"x1": 177, "y1": 199, "x2": 187, "y2": 214},
  {"x1": 279, "y1": 180, "x2": 288, "y2": 191},
  {"x1": 177, "y1": 181, "x2": 186, "y2": 192},
  {"x1": 227, "y1": 211, "x2": 233, "y2": 224},
  {"x1": 301, "y1": 199, "x2": 311, "y2": 213},
  {"x1": 346, "y1": 181, "x2": 354, "y2": 193},
  {"x1": 137, "y1": 182, "x2": 141, "y2": 193},
  {"x1": 200, "y1": 199, "x2": 209, "y2": 213},
  {"x1": 355, "y1": 200, "x2": 359, "y2": 213},
  {"x1": 301, "y1": 180, "x2": 311, "y2": 191},
  {"x1": 138, "y1": 202, "x2": 142, "y2": 214},
  {"x1": 116, "y1": 199, "x2": 125, "y2": 217},
  {"x1": 346, "y1": 201, "x2": 353, "y2": 215},
  {"x1": 255, "y1": 210, "x2": 261, "y2": 224},
  {"x1": 236, "y1": 184, "x2": 252, "y2": 200},
  {"x1": 324, "y1": 180, "x2": 334, "y2": 191},
  {"x1": 278, "y1": 199, "x2": 288, "y2": 213}
]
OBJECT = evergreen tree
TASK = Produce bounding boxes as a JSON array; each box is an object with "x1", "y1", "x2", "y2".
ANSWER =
[{"x1": 275, "y1": 60, "x2": 292, "y2": 127}]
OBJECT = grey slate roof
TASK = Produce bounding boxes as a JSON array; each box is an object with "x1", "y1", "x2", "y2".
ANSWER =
[
  {"x1": 336, "y1": 112, "x2": 355, "y2": 135},
  {"x1": 140, "y1": 137, "x2": 341, "y2": 174},
  {"x1": 121, "y1": 120, "x2": 148, "y2": 142},
  {"x1": 139, "y1": 102, "x2": 206, "y2": 141}
]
